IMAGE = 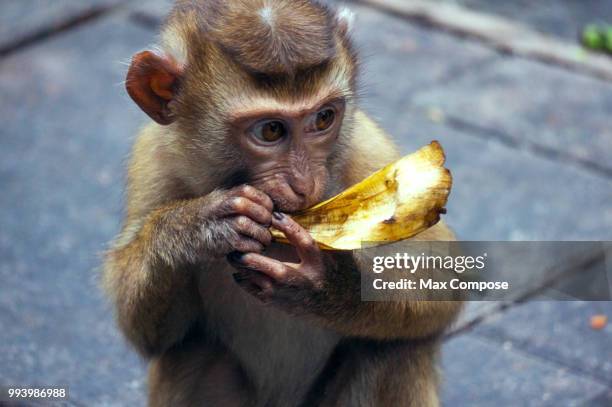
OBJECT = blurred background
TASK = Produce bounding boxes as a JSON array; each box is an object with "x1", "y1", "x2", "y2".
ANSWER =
[{"x1": 1, "y1": 0, "x2": 611, "y2": 405}]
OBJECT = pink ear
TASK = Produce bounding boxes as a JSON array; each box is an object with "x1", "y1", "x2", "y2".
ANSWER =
[{"x1": 126, "y1": 51, "x2": 182, "y2": 125}]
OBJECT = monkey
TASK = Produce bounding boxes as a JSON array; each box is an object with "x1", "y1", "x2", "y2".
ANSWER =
[{"x1": 103, "y1": 1, "x2": 462, "y2": 406}]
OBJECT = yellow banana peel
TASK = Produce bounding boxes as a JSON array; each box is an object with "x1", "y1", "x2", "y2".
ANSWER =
[{"x1": 271, "y1": 141, "x2": 452, "y2": 250}]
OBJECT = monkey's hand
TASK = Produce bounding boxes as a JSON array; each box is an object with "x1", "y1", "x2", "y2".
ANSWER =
[
  {"x1": 199, "y1": 185, "x2": 273, "y2": 257},
  {"x1": 227, "y1": 212, "x2": 329, "y2": 312},
  {"x1": 164, "y1": 185, "x2": 273, "y2": 262}
]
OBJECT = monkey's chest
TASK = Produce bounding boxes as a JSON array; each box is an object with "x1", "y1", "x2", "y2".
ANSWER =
[{"x1": 198, "y1": 246, "x2": 340, "y2": 405}]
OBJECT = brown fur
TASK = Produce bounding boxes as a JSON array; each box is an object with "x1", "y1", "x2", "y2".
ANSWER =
[
  {"x1": 148, "y1": 338, "x2": 252, "y2": 406},
  {"x1": 212, "y1": 0, "x2": 337, "y2": 75},
  {"x1": 105, "y1": 1, "x2": 461, "y2": 406}
]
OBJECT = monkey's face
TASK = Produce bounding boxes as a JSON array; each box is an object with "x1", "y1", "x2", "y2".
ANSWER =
[
  {"x1": 230, "y1": 98, "x2": 346, "y2": 213},
  {"x1": 123, "y1": 0, "x2": 358, "y2": 213}
]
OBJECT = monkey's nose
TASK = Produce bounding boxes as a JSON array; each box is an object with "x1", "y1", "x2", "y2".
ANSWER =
[{"x1": 290, "y1": 176, "x2": 314, "y2": 198}]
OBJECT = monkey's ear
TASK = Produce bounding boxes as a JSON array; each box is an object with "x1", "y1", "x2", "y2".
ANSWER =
[
  {"x1": 336, "y1": 7, "x2": 355, "y2": 36},
  {"x1": 126, "y1": 50, "x2": 182, "y2": 125}
]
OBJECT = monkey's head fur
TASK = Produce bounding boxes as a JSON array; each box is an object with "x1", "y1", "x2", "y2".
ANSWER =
[{"x1": 126, "y1": 0, "x2": 359, "y2": 212}]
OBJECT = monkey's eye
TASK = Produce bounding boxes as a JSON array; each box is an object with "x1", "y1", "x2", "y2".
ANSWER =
[
  {"x1": 253, "y1": 120, "x2": 287, "y2": 143},
  {"x1": 314, "y1": 108, "x2": 335, "y2": 132}
]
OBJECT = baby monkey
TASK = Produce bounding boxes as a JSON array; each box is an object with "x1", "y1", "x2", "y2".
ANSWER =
[{"x1": 104, "y1": 0, "x2": 461, "y2": 405}]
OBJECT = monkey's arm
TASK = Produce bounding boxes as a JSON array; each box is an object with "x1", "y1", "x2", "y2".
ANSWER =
[
  {"x1": 103, "y1": 126, "x2": 274, "y2": 356},
  {"x1": 102, "y1": 128, "x2": 203, "y2": 356},
  {"x1": 103, "y1": 207, "x2": 203, "y2": 356},
  {"x1": 319, "y1": 222, "x2": 462, "y2": 340}
]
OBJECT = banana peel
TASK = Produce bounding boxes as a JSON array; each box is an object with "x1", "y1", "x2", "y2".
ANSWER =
[{"x1": 271, "y1": 141, "x2": 452, "y2": 250}]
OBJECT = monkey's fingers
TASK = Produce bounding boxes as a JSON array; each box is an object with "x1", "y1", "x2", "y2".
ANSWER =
[
  {"x1": 231, "y1": 216, "x2": 272, "y2": 247},
  {"x1": 229, "y1": 252, "x2": 293, "y2": 282},
  {"x1": 228, "y1": 236, "x2": 265, "y2": 253},
  {"x1": 271, "y1": 212, "x2": 321, "y2": 264},
  {"x1": 224, "y1": 197, "x2": 273, "y2": 226},
  {"x1": 232, "y1": 185, "x2": 274, "y2": 212}
]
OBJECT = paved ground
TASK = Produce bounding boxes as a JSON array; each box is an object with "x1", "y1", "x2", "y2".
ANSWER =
[
  {"x1": 436, "y1": 0, "x2": 612, "y2": 42},
  {"x1": 0, "y1": 1, "x2": 611, "y2": 406}
]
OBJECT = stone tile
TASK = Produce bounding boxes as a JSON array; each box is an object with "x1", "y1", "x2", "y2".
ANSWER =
[
  {"x1": 0, "y1": 0, "x2": 126, "y2": 52},
  {"x1": 449, "y1": 0, "x2": 612, "y2": 41},
  {"x1": 441, "y1": 333, "x2": 607, "y2": 406},
  {"x1": 450, "y1": 301, "x2": 501, "y2": 332},
  {"x1": 585, "y1": 388, "x2": 612, "y2": 406},
  {"x1": 472, "y1": 301, "x2": 612, "y2": 384},
  {"x1": 128, "y1": 0, "x2": 173, "y2": 17},
  {"x1": 347, "y1": 3, "x2": 499, "y2": 108},
  {"x1": 0, "y1": 13, "x2": 154, "y2": 406},
  {"x1": 410, "y1": 57, "x2": 612, "y2": 170}
]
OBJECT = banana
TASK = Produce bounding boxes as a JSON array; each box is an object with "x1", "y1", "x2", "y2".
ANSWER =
[{"x1": 271, "y1": 141, "x2": 452, "y2": 250}]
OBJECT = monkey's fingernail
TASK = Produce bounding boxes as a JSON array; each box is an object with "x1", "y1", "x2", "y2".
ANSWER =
[
  {"x1": 228, "y1": 252, "x2": 246, "y2": 263},
  {"x1": 273, "y1": 211, "x2": 284, "y2": 220},
  {"x1": 233, "y1": 272, "x2": 249, "y2": 282}
]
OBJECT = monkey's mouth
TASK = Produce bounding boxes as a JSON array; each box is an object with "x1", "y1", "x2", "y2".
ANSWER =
[
  {"x1": 249, "y1": 182, "x2": 311, "y2": 213},
  {"x1": 271, "y1": 197, "x2": 309, "y2": 214},
  {"x1": 270, "y1": 188, "x2": 323, "y2": 214},
  {"x1": 251, "y1": 176, "x2": 323, "y2": 213}
]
